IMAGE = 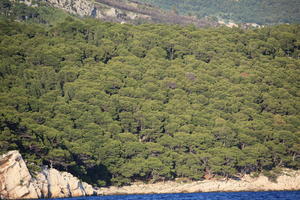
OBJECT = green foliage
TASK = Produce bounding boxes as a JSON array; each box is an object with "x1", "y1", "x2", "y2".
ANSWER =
[
  {"x1": 0, "y1": 0, "x2": 69, "y2": 25},
  {"x1": 0, "y1": 3, "x2": 300, "y2": 187},
  {"x1": 263, "y1": 168, "x2": 283, "y2": 183}
]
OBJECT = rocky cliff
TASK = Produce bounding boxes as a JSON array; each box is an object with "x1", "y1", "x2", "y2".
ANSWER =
[
  {"x1": 0, "y1": 151, "x2": 97, "y2": 199},
  {"x1": 46, "y1": 0, "x2": 92, "y2": 16},
  {"x1": 0, "y1": 151, "x2": 40, "y2": 199},
  {"x1": 19, "y1": 0, "x2": 215, "y2": 26}
]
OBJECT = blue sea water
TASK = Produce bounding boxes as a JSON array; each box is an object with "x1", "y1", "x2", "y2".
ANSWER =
[{"x1": 42, "y1": 191, "x2": 300, "y2": 200}]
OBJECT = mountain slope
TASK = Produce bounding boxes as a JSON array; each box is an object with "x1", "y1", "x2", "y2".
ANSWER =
[
  {"x1": 3, "y1": 0, "x2": 215, "y2": 27},
  {"x1": 135, "y1": 0, "x2": 300, "y2": 24}
]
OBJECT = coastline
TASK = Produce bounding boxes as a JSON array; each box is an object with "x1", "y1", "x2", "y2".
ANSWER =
[
  {"x1": 98, "y1": 170, "x2": 300, "y2": 196},
  {"x1": 1, "y1": 151, "x2": 299, "y2": 199}
]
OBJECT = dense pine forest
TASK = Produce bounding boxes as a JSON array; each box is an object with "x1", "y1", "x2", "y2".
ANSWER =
[
  {"x1": 0, "y1": 2, "x2": 300, "y2": 187},
  {"x1": 136, "y1": 0, "x2": 300, "y2": 24}
]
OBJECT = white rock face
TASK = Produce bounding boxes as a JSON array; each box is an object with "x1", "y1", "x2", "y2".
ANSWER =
[
  {"x1": 44, "y1": 0, "x2": 152, "y2": 23},
  {"x1": 14, "y1": 0, "x2": 153, "y2": 24},
  {"x1": 36, "y1": 168, "x2": 96, "y2": 198},
  {"x1": 0, "y1": 151, "x2": 97, "y2": 199},
  {"x1": 0, "y1": 151, "x2": 40, "y2": 199},
  {"x1": 104, "y1": 7, "x2": 117, "y2": 18},
  {"x1": 46, "y1": 0, "x2": 94, "y2": 16}
]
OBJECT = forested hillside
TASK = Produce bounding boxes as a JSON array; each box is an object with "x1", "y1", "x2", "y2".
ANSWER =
[
  {"x1": 0, "y1": 3, "x2": 300, "y2": 187},
  {"x1": 136, "y1": 0, "x2": 300, "y2": 24}
]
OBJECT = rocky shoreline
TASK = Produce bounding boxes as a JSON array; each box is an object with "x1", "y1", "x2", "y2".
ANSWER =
[
  {"x1": 1, "y1": 151, "x2": 299, "y2": 199},
  {"x1": 98, "y1": 170, "x2": 300, "y2": 195}
]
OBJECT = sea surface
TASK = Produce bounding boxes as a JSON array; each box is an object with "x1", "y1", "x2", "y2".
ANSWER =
[{"x1": 42, "y1": 191, "x2": 300, "y2": 200}]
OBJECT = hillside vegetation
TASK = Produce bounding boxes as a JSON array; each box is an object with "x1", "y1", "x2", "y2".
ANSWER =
[
  {"x1": 0, "y1": 4, "x2": 300, "y2": 187},
  {"x1": 136, "y1": 0, "x2": 300, "y2": 24}
]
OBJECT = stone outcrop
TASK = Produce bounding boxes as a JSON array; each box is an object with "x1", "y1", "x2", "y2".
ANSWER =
[
  {"x1": 36, "y1": 168, "x2": 96, "y2": 198},
  {"x1": 0, "y1": 151, "x2": 41, "y2": 199},
  {"x1": 0, "y1": 151, "x2": 97, "y2": 199},
  {"x1": 46, "y1": 0, "x2": 95, "y2": 17}
]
